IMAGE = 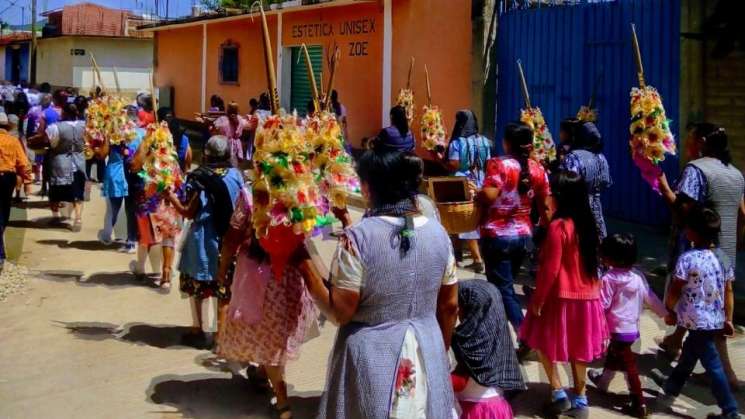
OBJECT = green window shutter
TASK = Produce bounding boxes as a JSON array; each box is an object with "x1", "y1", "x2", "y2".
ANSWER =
[{"x1": 290, "y1": 45, "x2": 323, "y2": 116}]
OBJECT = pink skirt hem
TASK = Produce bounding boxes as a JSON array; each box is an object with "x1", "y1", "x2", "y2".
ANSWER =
[
  {"x1": 459, "y1": 397, "x2": 513, "y2": 419},
  {"x1": 519, "y1": 298, "x2": 608, "y2": 363}
]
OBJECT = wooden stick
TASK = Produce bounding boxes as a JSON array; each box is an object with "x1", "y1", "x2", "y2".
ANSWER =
[
  {"x1": 90, "y1": 64, "x2": 98, "y2": 93},
  {"x1": 588, "y1": 72, "x2": 603, "y2": 109},
  {"x1": 516, "y1": 59, "x2": 531, "y2": 109},
  {"x1": 150, "y1": 72, "x2": 158, "y2": 124},
  {"x1": 253, "y1": 1, "x2": 279, "y2": 114},
  {"x1": 406, "y1": 56, "x2": 415, "y2": 90},
  {"x1": 324, "y1": 46, "x2": 341, "y2": 110},
  {"x1": 424, "y1": 64, "x2": 432, "y2": 106},
  {"x1": 301, "y1": 44, "x2": 320, "y2": 113},
  {"x1": 89, "y1": 53, "x2": 106, "y2": 92},
  {"x1": 630, "y1": 23, "x2": 646, "y2": 87},
  {"x1": 113, "y1": 66, "x2": 121, "y2": 94}
]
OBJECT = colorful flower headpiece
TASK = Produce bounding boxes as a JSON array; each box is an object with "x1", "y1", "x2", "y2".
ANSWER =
[
  {"x1": 84, "y1": 96, "x2": 137, "y2": 159},
  {"x1": 396, "y1": 88, "x2": 415, "y2": 124},
  {"x1": 420, "y1": 105, "x2": 447, "y2": 152},
  {"x1": 629, "y1": 86, "x2": 676, "y2": 191},
  {"x1": 252, "y1": 112, "x2": 321, "y2": 238},
  {"x1": 576, "y1": 106, "x2": 598, "y2": 123},
  {"x1": 138, "y1": 122, "x2": 183, "y2": 213},
  {"x1": 520, "y1": 107, "x2": 556, "y2": 163}
]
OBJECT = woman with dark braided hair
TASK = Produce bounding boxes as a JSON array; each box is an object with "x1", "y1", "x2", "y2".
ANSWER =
[
  {"x1": 292, "y1": 149, "x2": 459, "y2": 418},
  {"x1": 479, "y1": 121, "x2": 552, "y2": 331},
  {"x1": 658, "y1": 122, "x2": 743, "y2": 390}
]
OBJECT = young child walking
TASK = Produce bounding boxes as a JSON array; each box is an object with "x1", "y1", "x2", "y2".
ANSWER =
[
  {"x1": 588, "y1": 233, "x2": 668, "y2": 418},
  {"x1": 660, "y1": 205, "x2": 739, "y2": 419},
  {"x1": 519, "y1": 170, "x2": 608, "y2": 419},
  {"x1": 451, "y1": 280, "x2": 525, "y2": 419}
]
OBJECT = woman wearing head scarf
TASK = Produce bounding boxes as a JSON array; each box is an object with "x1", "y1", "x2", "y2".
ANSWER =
[
  {"x1": 372, "y1": 105, "x2": 415, "y2": 153},
  {"x1": 167, "y1": 135, "x2": 244, "y2": 347},
  {"x1": 452, "y1": 280, "x2": 525, "y2": 418},
  {"x1": 447, "y1": 110, "x2": 492, "y2": 273},
  {"x1": 293, "y1": 149, "x2": 459, "y2": 419},
  {"x1": 559, "y1": 120, "x2": 612, "y2": 239}
]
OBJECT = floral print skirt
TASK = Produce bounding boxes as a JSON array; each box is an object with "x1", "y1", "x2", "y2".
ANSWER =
[{"x1": 216, "y1": 265, "x2": 318, "y2": 367}]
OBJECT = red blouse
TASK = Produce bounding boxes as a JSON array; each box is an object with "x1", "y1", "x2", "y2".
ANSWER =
[{"x1": 532, "y1": 218, "x2": 600, "y2": 308}]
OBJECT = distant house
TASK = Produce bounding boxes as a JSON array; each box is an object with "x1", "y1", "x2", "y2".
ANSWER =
[
  {"x1": 0, "y1": 32, "x2": 32, "y2": 84},
  {"x1": 36, "y1": 2, "x2": 155, "y2": 94}
]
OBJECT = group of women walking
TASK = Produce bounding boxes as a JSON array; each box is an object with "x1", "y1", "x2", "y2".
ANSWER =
[{"x1": 34, "y1": 91, "x2": 739, "y2": 419}]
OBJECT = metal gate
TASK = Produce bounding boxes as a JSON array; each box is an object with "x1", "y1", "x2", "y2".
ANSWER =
[{"x1": 496, "y1": 0, "x2": 681, "y2": 225}]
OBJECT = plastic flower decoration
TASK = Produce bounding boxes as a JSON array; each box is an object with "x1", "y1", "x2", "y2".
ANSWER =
[
  {"x1": 629, "y1": 86, "x2": 676, "y2": 191},
  {"x1": 305, "y1": 111, "x2": 360, "y2": 210},
  {"x1": 420, "y1": 105, "x2": 446, "y2": 153},
  {"x1": 396, "y1": 88, "x2": 415, "y2": 124},
  {"x1": 137, "y1": 122, "x2": 183, "y2": 213},
  {"x1": 252, "y1": 112, "x2": 321, "y2": 238},
  {"x1": 520, "y1": 107, "x2": 556, "y2": 163},
  {"x1": 85, "y1": 95, "x2": 137, "y2": 159},
  {"x1": 576, "y1": 106, "x2": 598, "y2": 123}
]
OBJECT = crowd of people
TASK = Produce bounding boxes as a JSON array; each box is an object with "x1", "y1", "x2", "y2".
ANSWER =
[{"x1": 0, "y1": 78, "x2": 742, "y2": 419}]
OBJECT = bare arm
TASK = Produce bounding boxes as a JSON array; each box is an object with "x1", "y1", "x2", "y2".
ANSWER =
[
  {"x1": 167, "y1": 190, "x2": 200, "y2": 219},
  {"x1": 130, "y1": 141, "x2": 147, "y2": 173},
  {"x1": 436, "y1": 283, "x2": 459, "y2": 350},
  {"x1": 216, "y1": 226, "x2": 244, "y2": 284},
  {"x1": 293, "y1": 245, "x2": 361, "y2": 325},
  {"x1": 658, "y1": 173, "x2": 676, "y2": 207},
  {"x1": 665, "y1": 279, "x2": 684, "y2": 312},
  {"x1": 95, "y1": 136, "x2": 110, "y2": 160},
  {"x1": 184, "y1": 145, "x2": 193, "y2": 171}
]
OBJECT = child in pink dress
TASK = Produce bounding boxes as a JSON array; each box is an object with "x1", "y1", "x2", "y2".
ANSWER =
[
  {"x1": 452, "y1": 280, "x2": 525, "y2": 419},
  {"x1": 519, "y1": 170, "x2": 608, "y2": 419},
  {"x1": 588, "y1": 233, "x2": 668, "y2": 418},
  {"x1": 213, "y1": 102, "x2": 248, "y2": 167}
]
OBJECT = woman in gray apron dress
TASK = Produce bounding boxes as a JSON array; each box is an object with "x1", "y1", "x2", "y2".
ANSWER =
[{"x1": 294, "y1": 150, "x2": 459, "y2": 419}]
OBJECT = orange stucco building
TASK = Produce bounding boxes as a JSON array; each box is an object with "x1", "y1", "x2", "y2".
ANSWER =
[{"x1": 142, "y1": 0, "x2": 475, "y2": 149}]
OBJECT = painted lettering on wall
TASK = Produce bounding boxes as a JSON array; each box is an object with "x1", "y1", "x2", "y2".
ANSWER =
[
  {"x1": 291, "y1": 18, "x2": 376, "y2": 41},
  {"x1": 348, "y1": 41, "x2": 368, "y2": 56}
]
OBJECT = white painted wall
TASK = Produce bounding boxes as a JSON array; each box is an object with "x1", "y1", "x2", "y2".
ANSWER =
[{"x1": 37, "y1": 36, "x2": 153, "y2": 94}]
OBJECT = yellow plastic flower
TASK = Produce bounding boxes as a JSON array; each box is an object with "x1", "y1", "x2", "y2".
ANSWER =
[
  {"x1": 420, "y1": 105, "x2": 446, "y2": 152},
  {"x1": 396, "y1": 89, "x2": 415, "y2": 124},
  {"x1": 628, "y1": 85, "x2": 676, "y2": 167},
  {"x1": 520, "y1": 107, "x2": 556, "y2": 163}
]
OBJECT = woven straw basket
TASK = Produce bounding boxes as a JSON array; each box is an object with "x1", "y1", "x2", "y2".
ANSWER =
[
  {"x1": 426, "y1": 176, "x2": 482, "y2": 234},
  {"x1": 437, "y1": 201, "x2": 482, "y2": 234}
]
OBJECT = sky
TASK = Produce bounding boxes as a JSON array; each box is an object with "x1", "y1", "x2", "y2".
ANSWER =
[{"x1": 1, "y1": 0, "x2": 194, "y2": 25}]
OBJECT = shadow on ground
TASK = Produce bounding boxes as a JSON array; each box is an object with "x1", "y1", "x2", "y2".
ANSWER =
[
  {"x1": 146, "y1": 373, "x2": 321, "y2": 419},
  {"x1": 8, "y1": 217, "x2": 69, "y2": 231},
  {"x1": 38, "y1": 269, "x2": 160, "y2": 291},
  {"x1": 36, "y1": 239, "x2": 120, "y2": 251},
  {"x1": 53, "y1": 320, "x2": 202, "y2": 350}
]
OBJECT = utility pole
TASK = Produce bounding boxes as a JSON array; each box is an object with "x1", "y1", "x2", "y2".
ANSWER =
[{"x1": 30, "y1": 0, "x2": 37, "y2": 85}]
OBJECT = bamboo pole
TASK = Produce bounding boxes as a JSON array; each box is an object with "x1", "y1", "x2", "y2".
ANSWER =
[
  {"x1": 588, "y1": 72, "x2": 603, "y2": 109},
  {"x1": 516, "y1": 59, "x2": 531, "y2": 109},
  {"x1": 406, "y1": 56, "x2": 414, "y2": 90},
  {"x1": 630, "y1": 23, "x2": 646, "y2": 88},
  {"x1": 424, "y1": 64, "x2": 432, "y2": 106},
  {"x1": 89, "y1": 53, "x2": 106, "y2": 92},
  {"x1": 300, "y1": 44, "x2": 320, "y2": 113},
  {"x1": 150, "y1": 72, "x2": 158, "y2": 124},
  {"x1": 253, "y1": 1, "x2": 279, "y2": 114},
  {"x1": 113, "y1": 66, "x2": 121, "y2": 94},
  {"x1": 323, "y1": 46, "x2": 341, "y2": 110}
]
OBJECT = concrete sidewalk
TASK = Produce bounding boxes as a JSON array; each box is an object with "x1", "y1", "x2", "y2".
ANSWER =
[{"x1": 0, "y1": 185, "x2": 743, "y2": 419}]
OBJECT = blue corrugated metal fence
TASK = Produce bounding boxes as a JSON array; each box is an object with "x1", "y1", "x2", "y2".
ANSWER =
[{"x1": 496, "y1": 0, "x2": 680, "y2": 225}]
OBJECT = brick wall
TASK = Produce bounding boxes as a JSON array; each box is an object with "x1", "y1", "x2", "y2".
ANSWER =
[{"x1": 704, "y1": 49, "x2": 745, "y2": 169}]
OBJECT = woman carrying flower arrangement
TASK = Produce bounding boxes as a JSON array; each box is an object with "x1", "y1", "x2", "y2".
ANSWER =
[{"x1": 657, "y1": 123, "x2": 743, "y2": 390}]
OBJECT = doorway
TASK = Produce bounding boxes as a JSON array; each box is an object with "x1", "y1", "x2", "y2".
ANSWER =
[{"x1": 286, "y1": 45, "x2": 323, "y2": 116}]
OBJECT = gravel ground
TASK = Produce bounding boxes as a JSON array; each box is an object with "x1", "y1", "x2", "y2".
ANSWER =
[{"x1": 0, "y1": 262, "x2": 29, "y2": 302}]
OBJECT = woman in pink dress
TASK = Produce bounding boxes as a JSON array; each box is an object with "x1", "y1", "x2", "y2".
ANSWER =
[
  {"x1": 212, "y1": 102, "x2": 248, "y2": 167},
  {"x1": 215, "y1": 189, "x2": 318, "y2": 419}
]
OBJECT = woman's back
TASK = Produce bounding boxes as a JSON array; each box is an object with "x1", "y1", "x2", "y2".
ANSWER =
[
  {"x1": 449, "y1": 134, "x2": 491, "y2": 187},
  {"x1": 345, "y1": 216, "x2": 450, "y2": 324}
]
